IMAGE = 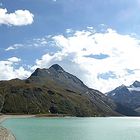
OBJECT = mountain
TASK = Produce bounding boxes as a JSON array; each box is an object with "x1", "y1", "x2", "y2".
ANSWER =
[
  {"x1": 107, "y1": 81, "x2": 140, "y2": 116},
  {"x1": 0, "y1": 64, "x2": 119, "y2": 117}
]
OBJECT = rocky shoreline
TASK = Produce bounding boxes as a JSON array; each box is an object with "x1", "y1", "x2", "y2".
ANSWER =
[
  {"x1": 0, "y1": 126, "x2": 15, "y2": 140},
  {"x1": 0, "y1": 115, "x2": 35, "y2": 140},
  {"x1": 0, "y1": 114, "x2": 70, "y2": 140}
]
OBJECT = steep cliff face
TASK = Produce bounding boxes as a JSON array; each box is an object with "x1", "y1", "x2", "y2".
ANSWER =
[{"x1": 0, "y1": 64, "x2": 119, "y2": 117}]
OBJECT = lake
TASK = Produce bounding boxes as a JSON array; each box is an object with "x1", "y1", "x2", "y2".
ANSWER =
[{"x1": 2, "y1": 117, "x2": 140, "y2": 140}]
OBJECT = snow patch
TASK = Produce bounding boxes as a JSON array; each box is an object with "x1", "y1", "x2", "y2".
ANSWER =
[
  {"x1": 112, "y1": 92, "x2": 116, "y2": 96},
  {"x1": 128, "y1": 87, "x2": 140, "y2": 92}
]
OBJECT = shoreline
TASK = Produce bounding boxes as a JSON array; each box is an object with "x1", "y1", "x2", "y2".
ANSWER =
[
  {"x1": 0, "y1": 114, "x2": 70, "y2": 140},
  {"x1": 0, "y1": 126, "x2": 16, "y2": 140},
  {"x1": 0, "y1": 114, "x2": 137, "y2": 140},
  {"x1": 0, "y1": 115, "x2": 35, "y2": 140},
  {"x1": 0, "y1": 114, "x2": 36, "y2": 123}
]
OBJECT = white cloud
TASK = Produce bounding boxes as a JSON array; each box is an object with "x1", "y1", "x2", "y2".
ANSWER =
[
  {"x1": 0, "y1": 8, "x2": 34, "y2": 26},
  {"x1": 8, "y1": 57, "x2": 21, "y2": 63},
  {"x1": 5, "y1": 37, "x2": 49, "y2": 52},
  {"x1": 2, "y1": 27, "x2": 140, "y2": 93},
  {"x1": 0, "y1": 57, "x2": 31, "y2": 80},
  {"x1": 5, "y1": 46, "x2": 16, "y2": 51},
  {"x1": 32, "y1": 38, "x2": 48, "y2": 47},
  {"x1": 5, "y1": 44, "x2": 24, "y2": 51},
  {"x1": 33, "y1": 28, "x2": 140, "y2": 92}
]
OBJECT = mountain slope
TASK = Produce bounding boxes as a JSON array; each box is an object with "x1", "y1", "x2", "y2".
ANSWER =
[
  {"x1": 107, "y1": 81, "x2": 140, "y2": 116},
  {"x1": 0, "y1": 64, "x2": 119, "y2": 116}
]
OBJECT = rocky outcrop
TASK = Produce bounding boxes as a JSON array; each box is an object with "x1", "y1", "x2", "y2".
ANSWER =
[{"x1": 0, "y1": 126, "x2": 15, "y2": 140}]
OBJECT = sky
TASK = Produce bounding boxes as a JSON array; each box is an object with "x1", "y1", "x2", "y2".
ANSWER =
[{"x1": 1, "y1": 0, "x2": 140, "y2": 92}]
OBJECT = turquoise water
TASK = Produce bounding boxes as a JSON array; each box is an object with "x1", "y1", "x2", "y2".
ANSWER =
[{"x1": 2, "y1": 117, "x2": 140, "y2": 140}]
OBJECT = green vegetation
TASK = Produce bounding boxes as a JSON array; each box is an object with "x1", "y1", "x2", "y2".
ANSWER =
[{"x1": 0, "y1": 65, "x2": 119, "y2": 116}]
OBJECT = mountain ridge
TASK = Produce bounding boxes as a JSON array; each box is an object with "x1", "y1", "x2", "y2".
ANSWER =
[
  {"x1": 0, "y1": 64, "x2": 119, "y2": 117},
  {"x1": 107, "y1": 80, "x2": 140, "y2": 116}
]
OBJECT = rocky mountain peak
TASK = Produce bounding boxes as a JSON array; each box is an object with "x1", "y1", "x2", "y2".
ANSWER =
[
  {"x1": 30, "y1": 68, "x2": 47, "y2": 77},
  {"x1": 30, "y1": 64, "x2": 64, "y2": 78},
  {"x1": 132, "y1": 80, "x2": 140, "y2": 87},
  {"x1": 0, "y1": 64, "x2": 119, "y2": 117},
  {"x1": 49, "y1": 64, "x2": 64, "y2": 72},
  {"x1": 114, "y1": 84, "x2": 128, "y2": 92}
]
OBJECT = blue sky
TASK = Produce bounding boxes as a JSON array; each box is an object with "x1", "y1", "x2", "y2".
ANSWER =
[{"x1": 1, "y1": 0, "x2": 140, "y2": 92}]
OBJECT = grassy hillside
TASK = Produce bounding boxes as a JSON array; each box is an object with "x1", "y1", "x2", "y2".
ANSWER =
[{"x1": 0, "y1": 65, "x2": 119, "y2": 116}]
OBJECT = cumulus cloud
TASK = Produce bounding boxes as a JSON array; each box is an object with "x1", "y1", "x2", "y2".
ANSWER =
[
  {"x1": 33, "y1": 27, "x2": 140, "y2": 92},
  {"x1": 2, "y1": 27, "x2": 140, "y2": 93},
  {"x1": 0, "y1": 57, "x2": 31, "y2": 80},
  {"x1": 0, "y1": 8, "x2": 34, "y2": 26}
]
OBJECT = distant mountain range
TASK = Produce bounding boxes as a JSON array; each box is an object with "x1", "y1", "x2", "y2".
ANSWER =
[
  {"x1": 107, "y1": 81, "x2": 140, "y2": 116},
  {"x1": 1, "y1": 64, "x2": 140, "y2": 116},
  {"x1": 0, "y1": 64, "x2": 120, "y2": 117}
]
